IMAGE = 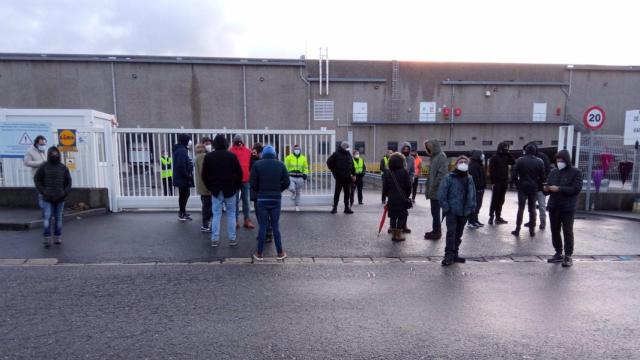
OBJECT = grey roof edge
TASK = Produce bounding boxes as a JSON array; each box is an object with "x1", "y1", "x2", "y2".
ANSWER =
[
  {"x1": 307, "y1": 77, "x2": 387, "y2": 83},
  {"x1": 569, "y1": 65, "x2": 640, "y2": 72},
  {"x1": 0, "y1": 53, "x2": 305, "y2": 67},
  {"x1": 441, "y1": 80, "x2": 569, "y2": 86}
]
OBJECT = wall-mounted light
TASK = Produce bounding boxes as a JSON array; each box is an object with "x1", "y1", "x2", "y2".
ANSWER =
[
  {"x1": 131, "y1": 73, "x2": 138, "y2": 79},
  {"x1": 374, "y1": 85, "x2": 380, "y2": 89},
  {"x1": 485, "y1": 90, "x2": 491, "y2": 97},
  {"x1": 259, "y1": 76, "x2": 265, "y2": 82}
]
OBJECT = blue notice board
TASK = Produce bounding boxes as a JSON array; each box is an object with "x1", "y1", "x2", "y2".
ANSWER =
[{"x1": 0, "y1": 122, "x2": 52, "y2": 158}]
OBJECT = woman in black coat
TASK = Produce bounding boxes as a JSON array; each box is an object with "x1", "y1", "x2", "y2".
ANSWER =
[{"x1": 382, "y1": 153, "x2": 412, "y2": 241}]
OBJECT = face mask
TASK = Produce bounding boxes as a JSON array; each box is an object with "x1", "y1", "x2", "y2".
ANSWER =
[
  {"x1": 557, "y1": 161, "x2": 566, "y2": 170},
  {"x1": 37, "y1": 145, "x2": 47, "y2": 152},
  {"x1": 456, "y1": 163, "x2": 469, "y2": 172},
  {"x1": 354, "y1": 154, "x2": 360, "y2": 159},
  {"x1": 481, "y1": 154, "x2": 485, "y2": 161},
  {"x1": 522, "y1": 150, "x2": 526, "y2": 155},
  {"x1": 49, "y1": 153, "x2": 61, "y2": 164},
  {"x1": 205, "y1": 144, "x2": 212, "y2": 152},
  {"x1": 234, "y1": 141, "x2": 243, "y2": 146},
  {"x1": 187, "y1": 140, "x2": 193, "y2": 148},
  {"x1": 293, "y1": 149, "x2": 301, "y2": 155}
]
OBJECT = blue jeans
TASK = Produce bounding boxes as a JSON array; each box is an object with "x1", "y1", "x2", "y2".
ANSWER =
[
  {"x1": 257, "y1": 198, "x2": 282, "y2": 254},
  {"x1": 42, "y1": 201, "x2": 64, "y2": 237},
  {"x1": 236, "y1": 182, "x2": 251, "y2": 221},
  {"x1": 211, "y1": 192, "x2": 237, "y2": 242}
]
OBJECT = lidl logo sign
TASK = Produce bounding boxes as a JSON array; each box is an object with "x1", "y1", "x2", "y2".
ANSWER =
[{"x1": 58, "y1": 129, "x2": 78, "y2": 152}]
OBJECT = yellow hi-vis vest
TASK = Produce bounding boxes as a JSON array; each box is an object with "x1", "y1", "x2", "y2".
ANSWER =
[
  {"x1": 383, "y1": 156, "x2": 389, "y2": 170},
  {"x1": 353, "y1": 157, "x2": 365, "y2": 174},
  {"x1": 160, "y1": 156, "x2": 173, "y2": 179},
  {"x1": 285, "y1": 154, "x2": 309, "y2": 175}
]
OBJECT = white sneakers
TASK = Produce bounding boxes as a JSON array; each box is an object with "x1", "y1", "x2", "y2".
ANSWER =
[{"x1": 295, "y1": 206, "x2": 300, "y2": 212}]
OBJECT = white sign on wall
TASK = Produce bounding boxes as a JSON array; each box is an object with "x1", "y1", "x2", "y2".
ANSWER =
[
  {"x1": 352, "y1": 102, "x2": 368, "y2": 122},
  {"x1": 532, "y1": 103, "x2": 547, "y2": 122},
  {"x1": 419, "y1": 101, "x2": 436, "y2": 122},
  {"x1": 624, "y1": 109, "x2": 640, "y2": 145}
]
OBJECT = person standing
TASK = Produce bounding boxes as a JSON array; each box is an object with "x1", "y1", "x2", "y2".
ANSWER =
[
  {"x1": 251, "y1": 143, "x2": 273, "y2": 242},
  {"x1": 467, "y1": 150, "x2": 487, "y2": 228},
  {"x1": 380, "y1": 149, "x2": 393, "y2": 203},
  {"x1": 382, "y1": 152, "x2": 412, "y2": 242},
  {"x1": 327, "y1": 141, "x2": 356, "y2": 214},
  {"x1": 24, "y1": 135, "x2": 48, "y2": 208},
  {"x1": 511, "y1": 144, "x2": 545, "y2": 237},
  {"x1": 488, "y1": 142, "x2": 514, "y2": 225},
  {"x1": 202, "y1": 134, "x2": 243, "y2": 247},
  {"x1": 523, "y1": 142, "x2": 552, "y2": 230},
  {"x1": 250, "y1": 145, "x2": 290, "y2": 261},
  {"x1": 423, "y1": 139, "x2": 448, "y2": 240},
  {"x1": 411, "y1": 150, "x2": 423, "y2": 202},
  {"x1": 350, "y1": 149, "x2": 366, "y2": 206},
  {"x1": 545, "y1": 150, "x2": 583, "y2": 267},
  {"x1": 438, "y1": 156, "x2": 476, "y2": 266},
  {"x1": 230, "y1": 135, "x2": 255, "y2": 229},
  {"x1": 160, "y1": 150, "x2": 174, "y2": 196},
  {"x1": 194, "y1": 143, "x2": 212, "y2": 232},
  {"x1": 284, "y1": 144, "x2": 309, "y2": 212},
  {"x1": 400, "y1": 143, "x2": 415, "y2": 233},
  {"x1": 172, "y1": 134, "x2": 194, "y2": 222},
  {"x1": 33, "y1": 147, "x2": 72, "y2": 248}
]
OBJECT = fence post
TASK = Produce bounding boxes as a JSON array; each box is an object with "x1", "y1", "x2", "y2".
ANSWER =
[
  {"x1": 585, "y1": 130, "x2": 594, "y2": 211},
  {"x1": 633, "y1": 141, "x2": 639, "y2": 193}
]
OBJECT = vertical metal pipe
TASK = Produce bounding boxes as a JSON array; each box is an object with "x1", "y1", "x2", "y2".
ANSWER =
[
  {"x1": 326, "y1": 47, "x2": 329, "y2": 95},
  {"x1": 111, "y1": 62, "x2": 118, "y2": 118},
  {"x1": 585, "y1": 131, "x2": 594, "y2": 211},
  {"x1": 242, "y1": 65, "x2": 248, "y2": 130},
  {"x1": 319, "y1": 49, "x2": 322, "y2": 95}
]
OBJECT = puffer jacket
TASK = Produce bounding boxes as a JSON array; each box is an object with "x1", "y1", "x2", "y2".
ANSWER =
[
  {"x1": 425, "y1": 139, "x2": 448, "y2": 199},
  {"x1": 545, "y1": 150, "x2": 583, "y2": 212},
  {"x1": 172, "y1": 134, "x2": 193, "y2": 188},
  {"x1": 382, "y1": 153, "x2": 412, "y2": 218},
  {"x1": 326, "y1": 147, "x2": 355, "y2": 180},
  {"x1": 438, "y1": 170, "x2": 476, "y2": 217},
  {"x1": 468, "y1": 150, "x2": 486, "y2": 190},
  {"x1": 511, "y1": 144, "x2": 545, "y2": 195},
  {"x1": 489, "y1": 141, "x2": 515, "y2": 184},
  {"x1": 33, "y1": 149, "x2": 72, "y2": 204}
]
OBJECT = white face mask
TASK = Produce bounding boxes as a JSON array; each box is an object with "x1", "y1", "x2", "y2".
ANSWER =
[
  {"x1": 205, "y1": 144, "x2": 212, "y2": 152},
  {"x1": 480, "y1": 154, "x2": 485, "y2": 161},
  {"x1": 354, "y1": 154, "x2": 360, "y2": 159},
  {"x1": 37, "y1": 144, "x2": 47, "y2": 152},
  {"x1": 187, "y1": 140, "x2": 193, "y2": 148},
  {"x1": 456, "y1": 163, "x2": 469, "y2": 172},
  {"x1": 293, "y1": 149, "x2": 301, "y2": 155},
  {"x1": 557, "y1": 161, "x2": 566, "y2": 170}
]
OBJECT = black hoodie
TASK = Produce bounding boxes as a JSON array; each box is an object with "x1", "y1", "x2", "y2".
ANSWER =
[
  {"x1": 545, "y1": 150, "x2": 583, "y2": 212},
  {"x1": 326, "y1": 147, "x2": 355, "y2": 180},
  {"x1": 468, "y1": 149, "x2": 486, "y2": 190},
  {"x1": 172, "y1": 134, "x2": 193, "y2": 188},
  {"x1": 201, "y1": 134, "x2": 243, "y2": 197},
  {"x1": 489, "y1": 142, "x2": 515, "y2": 184},
  {"x1": 34, "y1": 147, "x2": 72, "y2": 203},
  {"x1": 511, "y1": 144, "x2": 545, "y2": 195}
]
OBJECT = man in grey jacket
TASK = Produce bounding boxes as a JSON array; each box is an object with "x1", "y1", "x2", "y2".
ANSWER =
[{"x1": 424, "y1": 139, "x2": 448, "y2": 240}]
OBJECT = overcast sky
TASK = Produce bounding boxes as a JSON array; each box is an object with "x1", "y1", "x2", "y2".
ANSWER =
[{"x1": 0, "y1": 0, "x2": 637, "y2": 65}]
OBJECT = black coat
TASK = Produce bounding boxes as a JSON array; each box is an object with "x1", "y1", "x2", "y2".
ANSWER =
[
  {"x1": 249, "y1": 153, "x2": 290, "y2": 199},
  {"x1": 34, "y1": 161, "x2": 72, "y2": 203},
  {"x1": 327, "y1": 148, "x2": 355, "y2": 180},
  {"x1": 468, "y1": 150, "x2": 486, "y2": 190},
  {"x1": 382, "y1": 155, "x2": 412, "y2": 218},
  {"x1": 172, "y1": 134, "x2": 193, "y2": 188},
  {"x1": 545, "y1": 150, "x2": 583, "y2": 212},
  {"x1": 511, "y1": 145, "x2": 545, "y2": 195},
  {"x1": 201, "y1": 135, "x2": 243, "y2": 198},
  {"x1": 489, "y1": 142, "x2": 515, "y2": 184}
]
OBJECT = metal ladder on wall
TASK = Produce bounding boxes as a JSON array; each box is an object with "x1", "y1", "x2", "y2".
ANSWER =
[{"x1": 391, "y1": 60, "x2": 401, "y2": 121}]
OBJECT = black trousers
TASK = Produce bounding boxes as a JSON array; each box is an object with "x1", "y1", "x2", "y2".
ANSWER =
[
  {"x1": 430, "y1": 199, "x2": 442, "y2": 232},
  {"x1": 516, "y1": 191, "x2": 537, "y2": 229},
  {"x1": 445, "y1": 214, "x2": 467, "y2": 257},
  {"x1": 411, "y1": 176, "x2": 419, "y2": 200},
  {"x1": 489, "y1": 182, "x2": 507, "y2": 218},
  {"x1": 334, "y1": 177, "x2": 352, "y2": 209},
  {"x1": 390, "y1": 215, "x2": 407, "y2": 230},
  {"x1": 200, "y1": 195, "x2": 212, "y2": 227},
  {"x1": 162, "y1": 177, "x2": 174, "y2": 196},
  {"x1": 549, "y1": 209, "x2": 575, "y2": 256},
  {"x1": 381, "y1": 174, "x2": 387, "y2": 202},
  {"x1": 178, "y1": 186, "x2": 190, "y2": 216},
  {"x1": 469, "y1": 190, "x2": 485, "y2": 224},
  {"x1": 350, "y1": 175, "x2": 364, "y2": 205}
]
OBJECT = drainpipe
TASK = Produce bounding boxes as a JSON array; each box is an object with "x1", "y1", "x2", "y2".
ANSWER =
[
  {"x1": 111, "y1": 62, "x2": 118, "y2": 117},
  {"x1": 299, "y1": 66, "x2": 311, "y2": 130},
  {"x1": 242, "y1": 65, "x2": 248, "y2": 129}
]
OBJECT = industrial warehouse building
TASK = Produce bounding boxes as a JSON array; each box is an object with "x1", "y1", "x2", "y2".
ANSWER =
[{"x1": 1, "y1": 53, "x2": 639, "y2": 160}]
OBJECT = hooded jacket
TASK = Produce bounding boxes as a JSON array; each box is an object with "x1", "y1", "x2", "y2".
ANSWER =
[
  {"x1": 34, "y1": 147, "x2": 72, "y2": 203},
  {"x1": 511, "y1": 144, "x2": 545, "y2": 195},
  {"x1": 525, "y1": 142, "x2": 552, "y2": 181},
  {"x1": 382, "y1": 153, "x2": 412, "y2": 218},
  {"x1": 489, "y1": 142, "x2": 515, "y2": 184},
  {"x1": 326, "y1": 147, "x2": 355, "y2": 180},
  {"x1": 249, "y1": 147, "x2": 290, "y2": 199},
  {"x1": 545, "y1": 150, "x2": 583, "y2": 212},
  {"x1": 468, "y1": 150, "x2": 486, "y2": 191},
  {"x1": 172, "y1": 134, "x2": 193, "y2": 188},
  {"x1": 194, "y1": 144, "x2": 211, "y2": 196},
  {"x1": 401, "y1": 142, "x2": 416, "y2": 179},
  {"x1": 438, "y1": 170, "x2": 477, "y2": 217},
  {"x1": 201, "y1": 134, "x2": 243, "y2": 198},
  {"x1": 425, "y1": 139, "x2": 448, "y2": 199},
  {"x1": 230, "y1": 141, "x2": 252, "y2": 183}
]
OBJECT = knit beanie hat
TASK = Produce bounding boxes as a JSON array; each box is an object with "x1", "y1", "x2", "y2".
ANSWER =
[
  {"x1": 233, "y1": 134, "x2": 244, "y2": 144},
  {"x1": 456, "y1": 155, "x2": 469, "y2": 164}
]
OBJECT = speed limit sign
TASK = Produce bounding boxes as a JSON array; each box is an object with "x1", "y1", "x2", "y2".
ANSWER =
[{"x1": 583, "y1": 106, "x2": 606, "y2": 130}]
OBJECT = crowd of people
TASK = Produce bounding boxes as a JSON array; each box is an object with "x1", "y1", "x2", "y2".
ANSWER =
[{"x1": 24, "y1": 133, "x2": 583, "y2": 268}]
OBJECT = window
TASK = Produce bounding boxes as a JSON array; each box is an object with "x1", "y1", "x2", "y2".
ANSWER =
[
  {"x1": 314, "y1": 100, "x2": 334, "y2": 121},
  {"x1": 354, "y1": 141, "x2": 366, "y2": 155},
  {"x1": 482, "y1": 140, "x2": 493, "y2": 146},
  {"x1": 532, "y1": 102, "x2": 547, "y2": 122},
  {"x1": 439, "y1": 140, "x2": 447, "y2": 146},
  {"x1": 419, "y1": 101, "x2": 436, "y2": 122},
  {"x1": 551, "y1": 140, "x2": 559, "y2": 146},
  {"x1": 409, "y1": 141, "x2": 418, "y2": 151},
  {"x1": 352, "y1": 102, "x2": 368, "y2": 122},
  {"x1": 455, "y1": 140, "x2": 466, "y2": 146},
  {"x1": 318, "y1": 141, "x2": 330, "y2": 155},
  {"x1": 387, "y1": 141, "x2": 398, "y2": 152}
]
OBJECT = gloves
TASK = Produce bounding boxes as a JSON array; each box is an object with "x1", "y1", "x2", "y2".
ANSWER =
[{"x1": 302, "y1": 174, "x2": 308, "y2": 181}]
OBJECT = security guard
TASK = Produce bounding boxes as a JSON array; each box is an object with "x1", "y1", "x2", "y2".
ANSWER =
[
  {"x1": 350, "y1": 150, "x2": 367, "y2": 206},
  {"x1": 160, "y1": 150, "x2": 173, "y2": 196},
  {"x1": 380, "y1": 149, "x2": 393, "y2": 203},
  {"x1": 285, "y1": 144, "x2": 309, "y2": 211}
]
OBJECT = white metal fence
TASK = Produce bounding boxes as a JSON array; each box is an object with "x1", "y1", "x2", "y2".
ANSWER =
[{"x1": 113, "y1": 128, "x2": 336, "y2": 210}]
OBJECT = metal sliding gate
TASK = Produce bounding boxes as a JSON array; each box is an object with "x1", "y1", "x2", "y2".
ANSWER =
[{"x1": 112, "y1": 128, "x2": 336, "y2": 211}]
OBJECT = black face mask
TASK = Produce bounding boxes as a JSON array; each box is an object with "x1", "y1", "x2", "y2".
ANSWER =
[
  {"x1": 234, "y1": 141, "x2": 242, "y2": 146},
  {"x1": 49, "y1": 154, "x2": 61, "y2": 164}
]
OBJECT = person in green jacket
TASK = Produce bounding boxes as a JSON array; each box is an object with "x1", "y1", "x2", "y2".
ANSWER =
[
  {"x1": 423, "y1": 139, "x2": 448, "y2": 240},
  {"x1": 194, "y1": 143, "x2": 212, "y2": 232}
]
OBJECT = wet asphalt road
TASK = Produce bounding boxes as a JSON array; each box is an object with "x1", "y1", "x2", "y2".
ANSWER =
[
  {"x1": 2, "y1": 262, "x2": 640, "y2": 359},
  {"x1": 1, "y1": 191, "x2": 639, "y2": 263}
]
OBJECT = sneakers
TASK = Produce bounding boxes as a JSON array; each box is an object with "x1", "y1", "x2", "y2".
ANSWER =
[
  {"x1": 424, "y1": 231, "x2": 442, "y2": 240},
  {"x1": 210, "y1": 241, "x2": 219, "y2": 247},
  {"x1": 253, "y1": 252, "x2": 263, "y2": 261},
  {"x1": 229, "y1": 240, "x2": 238, "y2": 247},
  {"x1": 468, "y1": 222, "x2": 479, "y2": 229},
  {"x1": 53, "y1": 236, "x2": 62, "y2": 245},
  {"x1": 277, "y1": 252, "x2": 287, "y2": 260},
  {"x1": 529, "y1": 228, "x2": 536, "y2": 237},
  {"x1": 441, "y1": 256, "x2": 454, "y2": 266},
  {"x1": 476, "y1": 221, "x2": 485, "y2": 227},
  {"x1": 539, "y1": 222, "x2": 546, "y2": 230},
  {"x1": 488, "y1": 216, "x2": 494, "y2": 225},
  {"x1": 358, "y1": 202, "x2": 364, "y2": 205},
  {"x1": 200, "y1": 226, "x2": 211, "y2": 233},
  {"x1": 330, "y1": 207, "x2": 337, "y2": 214},
  {"x1": 511, "y1": 229, "x2": 520, "y2": 237},
  {"x1": 562, "y1": 256, "x2": 573, "y2": 267},
  {"x1": 344, "y1": 208, "x2": 354, "y2": 214},
  {"x1": 453, "y1": 256, "x2": 466, "y2": 263},
  {"x1": 547, "y1": 253, "x2": 564, "y2": 263},
  {"x1": 495, "y1": 217, "x2": 508, "y2": 225},
  {"x1": 43, "y1": 236, "x2": 52, "y2": 248},
  {"x1": 402, "y1": 227, "x2": 411, "y2": 234},
  {"x1": 295, "y1": 206, "x2": 300, "y2": 212},
  {"x1": 243, "y1": 219, "x2": 255, "y2": 229}
]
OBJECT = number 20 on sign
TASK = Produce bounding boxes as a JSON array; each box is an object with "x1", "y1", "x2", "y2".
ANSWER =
[{"x1": 583, "y1": 106, "x2": 606, "y2": 131}]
